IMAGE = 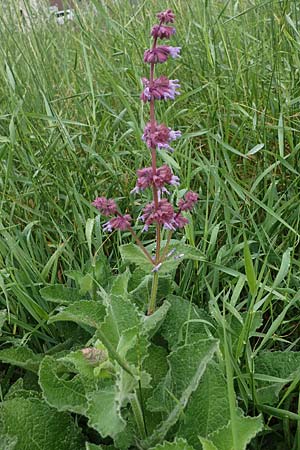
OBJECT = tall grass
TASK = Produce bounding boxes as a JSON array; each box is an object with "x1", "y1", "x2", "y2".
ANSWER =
[{"x1": 0, "y1": 0, "x2": 300, "y2": 445}]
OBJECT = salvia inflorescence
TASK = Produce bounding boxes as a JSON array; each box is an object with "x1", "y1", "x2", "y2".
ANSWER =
[{"x1": 92, "y1": 8, "x2": 198, "y2": 311}]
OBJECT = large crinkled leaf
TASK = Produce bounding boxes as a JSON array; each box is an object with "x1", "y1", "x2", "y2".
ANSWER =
[
  {"x1": 0, "y1": 434, "x2": 18, "y2": 449},
  {"x1": 143, "y1": 301, "x2": 170, "y2": 338},
  {"x1": 0, "y1": 346, "x2": 42, "y2": 372},
  {"x1": 110, "y1": 270, "x2": 130, "y2": 298},
  {"x1": 178, "y1": 362, "x2": 230, "y2": 448},
  {"x1": 199, "y1": 414, "x2": 263, "y2": 450},
  {"x1": 160, "y1": 296, "x2": 214, "y2": 349},
  {"x1": 119, "y1": 243, "x2": 152, "y2": 272},
  {"x1": 149, "y1": 438, "x2": 195, "y2": 449},
  {"x1": 39, "y1": 355, "x2": 87, "y2": 414},
  {"x1": 98, "y1": 296, "x2": 141, "y2": 351},
  {"x1": 0, "y1": 397, "x2": 84, "y2": 450},
  {"x1": 255, "y1": 351, "x2": 300, "y2": 404},
  {"x1": 144, "y1": 339, "x2": 219, "y2": 448},
  {"x1": 48, "y1": 300, "x2": 106, "y2": 328},
  {"x1": 87, "y1": 386, "x2": 126, "y2": 438},
  {"x1": 40, "y1": 285, "x2": 84, "y2": 304}
]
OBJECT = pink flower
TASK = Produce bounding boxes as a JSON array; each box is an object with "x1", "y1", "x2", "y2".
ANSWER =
[
  {"x1": 144, "y1": 46, "x2": 181, "y2": 64},
  {"x1": 173, "y1": 213, "x2": 189, "y2": 228},
  {"x1": 156, "y1": 9, "x2": 175, "y2": 24},
  {"x1": 141, "y1": 76, "x2": 180, "y2": 102},
  {"x1": 131, "y1": 165, "x2": 179, "y2": 194},
  {"x1": 103, "y1": 214, "x2": 132, "y2": 232},
  {"x1": 151, "y1": 25, "x2": 176, "y2": 40},
  {"x1": 142, "y1": 122, "x2": 181, "y2": 152},
  {"x1": 141, "y1": 199, "x2": 175, "y2": 230},
  {"x1": 178, "y1": 191, "x2": 199, "y2": 211},
  {"x1": 92, "y1": 197, "x2": 117, "y2": 216}
]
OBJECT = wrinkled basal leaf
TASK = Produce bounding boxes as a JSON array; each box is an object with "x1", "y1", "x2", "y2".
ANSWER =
[
  {"x1": 161, "y1": 296, "x2": 213, "y2": 349},
  {"x1": 39, "y1": 355, "x2": 87, "y2": 414},
  {"x1": 179, "y1": 362, "x2": 230, "y2": 447},
  {"x1": 48, "y1": 300, "x2": 106, "y2": 328},
  {"x1": 144, "y1": 339, "x2": 219, "y2": 447},
  {"x1": 199, "y1": 414, "x2": 263, "y2": 450},
  {"x1": 255, "y1": 351, "x2": 300, "y2": 404},
  {"x1": 143, "y1": 301, "x2": 170, "y2": 337},
  {"x1": 0, "y1": 346, "x2": 42, "y2": 373},
  {"x1": 40, "y1": 285, "x2": 83, "y2": 304},
  {"x1": 87, "y1": 386, "x2": 126, "y2": 438},
  {"x1": 110, "y1": 270, "x2": 130, "y2": 298},
  {"x1": 0, "y1": 397, "x2": 84, "y2": 450},
  {"x1": 149, "y1": 438, "x2": 195, "y2": 449}
]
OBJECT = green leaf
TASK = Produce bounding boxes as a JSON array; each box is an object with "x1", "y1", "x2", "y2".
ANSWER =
[
  {"x1": 0, "y1": 434, "x2": 18, "y2": 450},
  {"x1": 110, "y1": 270, "x2": 130, "y2": 298},
  {"x1": 98, "y1": 296, "x2": 141, "y2": 351},
  {"x1": 0, "y1": 346, "x2": 42, "y2": 373},
  {"x1": 48, "y1": 300, "x2": 106, "y2": 328},
  {"x1": 149, "y1": 438, "x2": 195, "y2": 449},
  {"x1": 0, "y1": 397, "x2": 84, "y2": 450},
  {"x1": 87, "y1": 386, "x2": 126, "y2": 438},
  {"x1": 86, "y1": 218, "x2": 95, "y2": 259},
  {"x1": 160, "y1": 296, "x2": 213, "y2": 349},
  {"x1": 39, "y1": 355, "x2": 87, "y2": 414},
  {"x1": 40, "y1": 285, "x2": 83, "y2": 304},
  {"x1": 144, "y1": 339, "x2": 219, "y2": 447},
  {"x1": 255, "y1": 351, "x2": 300, "y2": 404},
  {"x1": 179, "y1": 363, "x2": 230, "y2": 446},
  {"x1": 0, "y1": 309, "x2": 7, "y2": 335},
  {"x1": 119, "y1": 243, "x2": 152, "y2": 271},
  {"x1": 60, "y1": 348, "x2": 107, "y2": 380},
  {"x1": 243, "y1": 240, "x2": 256, "y2": 295},
  {"x1": 143, "y1": 301, "x2": 170, "y2": 338},
  {"x1": 199, "y1": 414, "x2": 263, "y2": 450}
]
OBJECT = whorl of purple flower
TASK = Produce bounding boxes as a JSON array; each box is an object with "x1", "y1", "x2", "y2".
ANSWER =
[
  {"x1": 131, "y1": 164, "x2": 179, "y2": 194},
  {"x1": 141, "y1": 199, "x2": 175, "y2": 230},
  {"x1": 156, "y1": 9, "x2": 175, "y2": 24},
  {"x1": 142, "y1": 122, "x2": 181, "y2": 152},
  {"x1": 92, "y1": 197, "x2": 117, "y2": 216},
  {"x1": 178, "y1": 191, "x2": 199, "y2": 211},
  {"x1": 103, "y1": 214, "x2": 132, "y2": 232},
  {"x1": 151, "y1": 25, "x2": 176, "y2": 40},
  {"x1": 140, "y1": 76, "x2": 180, "y2": 102},
  {"x1": 144, "y1": 46, "x2": 181, "y2": 64},
  {"x1": 173, "y1": 213, "x2": 189, "y2": 228}
]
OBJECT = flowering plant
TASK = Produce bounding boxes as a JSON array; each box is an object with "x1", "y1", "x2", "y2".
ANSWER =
[{"x1": 93, "y1": 8, "x2": 198, "y2": 314}]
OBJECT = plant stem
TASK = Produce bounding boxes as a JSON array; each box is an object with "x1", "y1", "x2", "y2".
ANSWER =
[
  {"x1": 147, "y1": 270, "x2": 159, "y2": 315},
  {"x1": 160, "y1": 230, "x2": 173, "y2": 262}
]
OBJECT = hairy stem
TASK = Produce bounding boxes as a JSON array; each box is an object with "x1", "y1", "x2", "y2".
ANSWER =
[{"x1": 148, "y1": 270, "x2": 159, "y2": 315}]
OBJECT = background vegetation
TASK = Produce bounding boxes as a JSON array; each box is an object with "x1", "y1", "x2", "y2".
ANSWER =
[{"x1": 0, "y1": 0, "x2": 300, "y2": 449}]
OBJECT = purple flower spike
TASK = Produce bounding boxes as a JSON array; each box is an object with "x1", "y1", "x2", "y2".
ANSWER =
[
  {"x1": 141, "y1": 199, "x2": 175, "y2": 229},
  {"x1": 151, "y1": 25, "x2": 176, "y2": 40},
  {"x1": 103, "y1": 214, "x2": 132, "y2": 232},
  {"x1": 141, "y1": 76, "x2": 180, "y2": 102},
  {"x1": 92, "y1": 197, "x2": 117, "y2": 216},
  {"x1": 142, "y1": 122, "x2": 181, "y2": 151},
  {"x1": 178, "y1": 191, "x2": 199, "y2": 211},
  {"x1": 131, "y1": 164, "x2": 180, "y2": 194},
  {"x1": 144, "y1": 46, "x2": 181, "y2": 64},
  {"x1": 156, "y1": 9, "x2": 175, "y2": 24},
  {"x1": 173, "y1": 213, "x2": 189, "y2": 228}
]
